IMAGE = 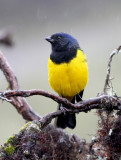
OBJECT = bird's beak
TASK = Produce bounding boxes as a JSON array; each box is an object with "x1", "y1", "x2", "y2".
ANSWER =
[{"x1": 45, "y1": 36, "x2": 54, "y2": 43}]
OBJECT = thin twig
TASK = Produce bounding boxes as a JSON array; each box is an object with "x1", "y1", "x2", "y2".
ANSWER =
[
  {"x1": 103, "y1": 45, "x2": 121, "y2": 94},
  {"x1": 1, "y1": 89, "x2": 74, "y2": 108},
  {"x1": 0, "y1": 89, "x2": 108, "y2": 109},
  {"x1": 0, "y1": 95, "x2": 12, "y2": 102}
]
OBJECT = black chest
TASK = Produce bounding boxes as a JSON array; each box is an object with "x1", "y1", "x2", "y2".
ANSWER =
[{"x1": 50, "y1": 48, "x2": 77, "y2": 64}]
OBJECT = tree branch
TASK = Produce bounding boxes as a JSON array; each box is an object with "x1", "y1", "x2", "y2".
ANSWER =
[
  {"x1": 0, "y1": 89, "x2": 121, "y2": 128},
  {"x1": 0, "y1": 51, "x2": 41, "y2": 121},
  {"x1": 1, "y1": 90, "x2": 121, "y2": 110}
]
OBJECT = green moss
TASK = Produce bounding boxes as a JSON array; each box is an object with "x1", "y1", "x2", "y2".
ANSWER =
[
  {"x1": 4, "y1": 145, "x2": 16, "y2": 155},
  {"x1": 20, "y1": 121, "x2": 31, "y2": 131},
  {"x1": 7, "y1": 136, "x2": 15, "y2": 144},
  {"x1": 4, "y1": 136, "x2": 16, "y2": 155}
]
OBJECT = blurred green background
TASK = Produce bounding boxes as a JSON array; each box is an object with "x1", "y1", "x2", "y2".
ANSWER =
[{"x1": 0, "y1": 0, "x2": 121, "y2": 145}]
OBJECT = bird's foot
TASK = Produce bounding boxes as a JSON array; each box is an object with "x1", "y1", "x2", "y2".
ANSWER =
[{"x1": 60, "y1": 105, "x2": 67, "y2": 115}]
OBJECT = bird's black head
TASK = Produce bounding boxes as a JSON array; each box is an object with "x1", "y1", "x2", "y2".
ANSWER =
[
  {"x1": 46, "y1": 32, "x2": 80, "y2": 52},
  {"x1": 46, "y1": 33, "x2": 80, "y2": 64}
]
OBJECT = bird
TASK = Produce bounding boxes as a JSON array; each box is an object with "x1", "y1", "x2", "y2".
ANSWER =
[{"x1": 46, "y1": 32, "x2": 88, "y2": 129}]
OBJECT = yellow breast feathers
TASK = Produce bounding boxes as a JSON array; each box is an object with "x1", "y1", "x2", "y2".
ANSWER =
[{"x1": 48, "y1": 49, "x2": 88, "y2": 97}]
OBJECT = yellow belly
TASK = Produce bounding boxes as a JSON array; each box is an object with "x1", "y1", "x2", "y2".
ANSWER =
[{"x1": 48, "y1": 49, "x2": 88, "y2": 98}]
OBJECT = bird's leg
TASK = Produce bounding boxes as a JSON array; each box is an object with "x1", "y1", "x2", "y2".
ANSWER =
[{"x1": 59, "y1": 103, "x2": 67, "y2": 115}]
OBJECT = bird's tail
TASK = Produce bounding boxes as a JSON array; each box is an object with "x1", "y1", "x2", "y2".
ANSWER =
[
  {"x1": 54, "y1": 90, "x2": 84, "y2": 129},
  {"x1": 54, "y1": 103, "x2": 76, "y2": 129}
]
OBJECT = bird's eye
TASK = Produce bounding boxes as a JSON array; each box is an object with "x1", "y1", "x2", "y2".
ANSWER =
[{"x1": 57, "y1": 36, "x2": 61, "y2": 40}]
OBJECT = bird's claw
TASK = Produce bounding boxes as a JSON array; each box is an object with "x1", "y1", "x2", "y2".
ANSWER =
[{"x1": 60, "y1": 106, "x2": 67, "y2": 115}]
